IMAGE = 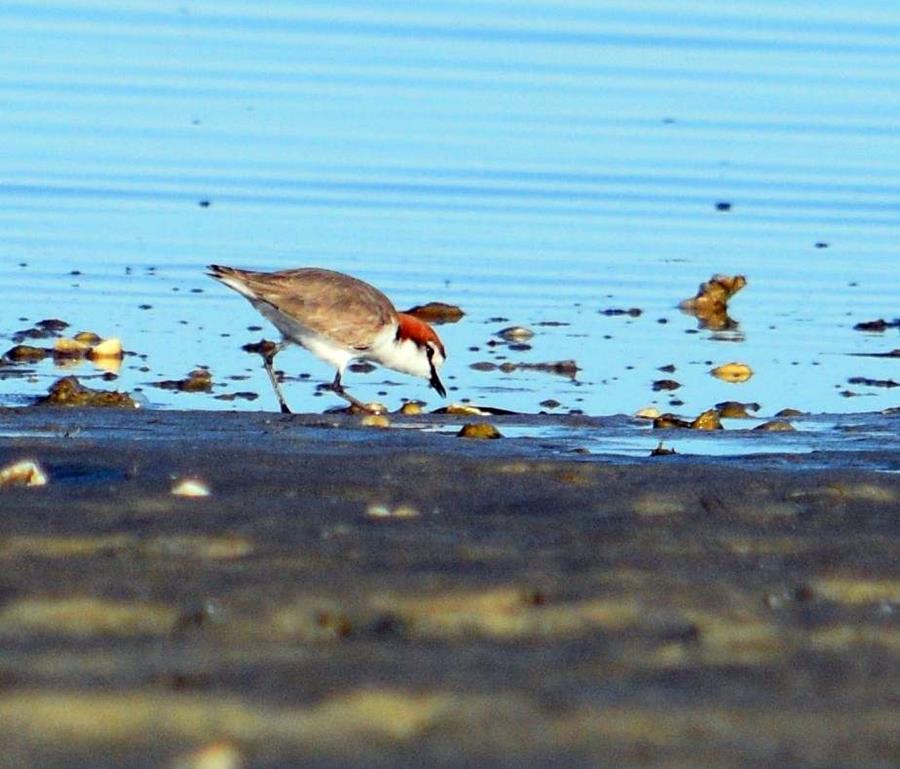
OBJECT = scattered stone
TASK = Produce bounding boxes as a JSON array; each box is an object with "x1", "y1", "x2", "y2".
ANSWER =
[
  {"x1": 469, "y1": 361, "x2": 497, "y2": 372},
  {"x1": 652, "y1": 379, "x2": 681, "y2": 391},
  {"x1": 433, "y1": 403, "x2": 517, "y2": 416},
  {"x1": 36, "y1": 318, "x2": 69, "y2": 332},
  {"x1": 0, "y1": 460, "x2": 48, "y2": 488},
  {"x1": 153, "y1": 369, "x2": 213, "y2": 393},
  {"x1": 775, "y1": 408, "x2": 806, "y2": 417},
  {"x1": 360, "y1": 414, "x2": 391, "y2": 428},
  {"x1": 847, "y1": 376, "x2": 898, "y2": 389},
  {"x1": 402, "y1": 302, "x2": 464, "y2": 324},
  {"x1": 711, "y1": 362, "x2": 753, "y2": 383},
  {"x1": 658, "y1": 364, "x2": 676, "y2": 373},
  {"x1": 213, "y1": 392, "x2": 259, "y2": 402},
  {"x1": 171, "y1": 741, "x2": 243, "y2": 769},
  {"x1": 87, "y1": 337, "x2": 124, "y2": 361},
  {"x1": 635, "y1": 407, "x2": 661, "y2": 420},
  {"x1": 443, "y1": 403, "x2": 488, "y2": 416},
  {"x1": 3, "y1": 344, "x2": 48, "y2": 362},
  {"x1": 600, "y1": 307, "x2": 642, "y2": 317},
  {"x1": 715, "y1": 201, "x2": 732, "y2": 211},
  {"x1": 653, "y1": 413, "x2": 692, "y2": 429},
  {"x1": 365, "y1": 503, "x2": 419, "y2": 519},
  {"x1": 679, "y1": 274, "x2": 746, "y2": 330},
  {"x1": 171, "y1": 479, "x2": 212, "y2": 497},
  {"x1": 715, "y1": 401, "x2": 761, "y2": 418},
  {"x1": 497, "y1": 326, "x2": 534, "y2": 342},
  {"x1": 37, "y1": 376, "x2": 139, "y2": 408},
  {"x1": 652, "y1": 409, "x2": 722, "y2": 430},
  {"x1": 398, "y1": 401, "x2": 424, "y2": 415},
  {"x1": 853, "y1": 318, "x2": 899, "y2": 332},
  {"x1": 457, "y1": 422, "x2": 503, "y2": 439},
  {"x1": 539, "y1": 399, "x2": 561, "y2": 409},
  {"x1": 753, "y1": 420, "x2": 795, "y2": 432},
  {"x1": 650, "y1": 442, "x2": 676, "y2": 456},
  {"x1": 512, "y1": 360, "x2": 580, "y2": 377},
  {"x1": 52, "y1": 337, "x2": 90, "y2": 358},
  {"x1": 690, "y1": 409, "x2": 723, "y2": 430},
  {"x1": 73, "y1": 331, "x2": 102, "y2": 346},
  {"x1": 241, "y1": 339, "x2": 279, "y2": 357}
]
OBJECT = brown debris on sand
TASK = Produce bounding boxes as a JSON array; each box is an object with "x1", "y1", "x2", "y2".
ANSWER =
[{"x1": 37, "y1": 376, "x2": 139, "y2": 408}]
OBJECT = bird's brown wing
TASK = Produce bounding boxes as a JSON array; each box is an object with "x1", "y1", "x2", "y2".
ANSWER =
[{"x1": 222, "y1": 267, "x2": 398, "y2": 349}]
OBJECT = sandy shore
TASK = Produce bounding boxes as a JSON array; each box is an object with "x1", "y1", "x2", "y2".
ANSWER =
[{"x1": 0, "y1": 408, "x2": 897, "y2": 768}]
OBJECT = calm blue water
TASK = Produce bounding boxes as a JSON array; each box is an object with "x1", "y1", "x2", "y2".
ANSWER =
[{"x1": 1, "y1": 1, "x2": 898, "y2": 416}]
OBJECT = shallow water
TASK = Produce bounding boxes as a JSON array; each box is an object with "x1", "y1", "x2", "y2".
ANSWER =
[{"x1": 2, "y1": 1, "x2": 898, "y2": 418}]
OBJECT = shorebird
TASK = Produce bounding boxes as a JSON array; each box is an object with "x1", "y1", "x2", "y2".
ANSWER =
[{"x1": 207, "y1": 265, "x2": 447, "y2": 413}]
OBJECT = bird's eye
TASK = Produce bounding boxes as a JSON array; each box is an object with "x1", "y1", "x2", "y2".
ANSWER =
[{"x1": 425, "y1": 343, "x2": 435, "y2": 360}]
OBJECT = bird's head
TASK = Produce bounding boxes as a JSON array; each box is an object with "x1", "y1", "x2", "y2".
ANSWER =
[{"x1": 395, "y1": 313, "x2": 447, "y2": 397}]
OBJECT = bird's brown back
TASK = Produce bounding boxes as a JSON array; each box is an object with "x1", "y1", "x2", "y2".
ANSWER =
[{"x1": 213, "y1": 266, "x2": 398, "y2": 349}]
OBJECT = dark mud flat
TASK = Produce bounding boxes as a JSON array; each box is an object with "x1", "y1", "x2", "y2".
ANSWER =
[{"x1": 0, "y1": 409, "x2": 897, "y2": 769}]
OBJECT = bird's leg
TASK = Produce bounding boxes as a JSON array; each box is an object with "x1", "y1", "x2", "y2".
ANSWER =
[
  {"x1": 328, "y1": 371, "x2": 375, "y2": 413},
  {"x1": 262, "y1": 343, "x2": 292, "y2": 414}
]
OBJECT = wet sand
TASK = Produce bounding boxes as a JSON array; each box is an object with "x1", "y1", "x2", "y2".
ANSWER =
[{"x1": 0, "y1": 409, "x2": 897, "y2": 768}]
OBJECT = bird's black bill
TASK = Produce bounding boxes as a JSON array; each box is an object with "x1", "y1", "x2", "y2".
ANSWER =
[{"x1": 430, "y1": 365, "x2": 447, "y2": 398}]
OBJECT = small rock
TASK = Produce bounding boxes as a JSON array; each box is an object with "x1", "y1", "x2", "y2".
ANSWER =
[
  {"x1": 3, "y1": 344, "x2": 48, "y2": 362},
  {"x1": 154, "y1": 369, "x2": 213, "y2": 393},
  {"x1": 753, "y1": 420, "x2": 795, "y2": 432},
  {"x1": 36, "y1": 318, "x2": 69, "y2": 332},
  {"x1": 445, "y1": 403, "x2": 488, "y2": 416},
  {"x1": 652, "y1": 379, "x2": 681, "y2": 391},
  {"x1": 635, "y1": 407, "x2": 661, "y2": 420},
  {"x1": 0, "y1": 460, "x2": 48, "y2": 488},
  {"x1": 775, "y1": 408, "x2": 806, "y2": 417},
  {"x1": 37, "y1": 376, "x2": 139, "y2": 408},
  {"x1": 600, "y1": 307, "x2": 643, "y2": 317},
  {"x1": 360, "y1": 414, "x2": 391, "y2": 428},
  {"x1": 653, "y1": 413, "x2": 692, "y2": 429},
  {"x1": 711, "y1": 362, "x2": 753, "y2": 383},
  {"x1": 171, "y1": 479, "x2": 211, "y2": 497},
  {"x1": 366, "y1": 503, "x2": 419, "y2": 519},
  {"x1": 715, "y1": 401, "x2": 760, "y2": 418},
  {"x1": 853, "y1": 318, "x2": 899, "y2": 332},
  {"x1": 497, "y1": 326, "x2": 534, "y2": 342},
  {"x1": 52, "y1": 337, "x2": 90, "y2": 358},
  {"x1": 73, "y1": 331, "x2": 102, "y2": 345},
  {"x1": 398, "y1": 401, "x2": 424, "y2": 415},
  {"x1": 402, "y1": 302, "x2": 465, "y2": 324},
  {"x1": 690, "y1": 409, "x2": 723, "y2": 430},
  {"x1": 87, "y1": 337, "x2": 124, "y2": 360},
  {"x1": 171, "y1": 741, "x2": 243, "y2": 769},
  {"x1": 457, "y1": 422, "x2": 503, "y2": 439}
]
